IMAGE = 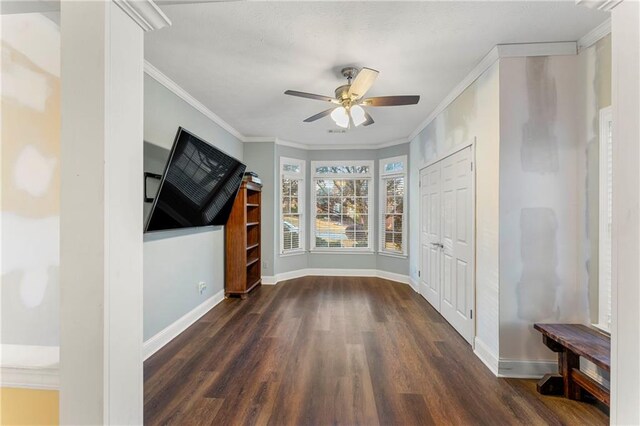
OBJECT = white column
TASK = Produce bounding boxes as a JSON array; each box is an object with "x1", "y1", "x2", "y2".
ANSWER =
[
  {"x1": 610, "y1": 0, "x2": 640, "y2": 424},
  {"x1": 59, "y1": 1, "x2": 168, "y2": 423}
]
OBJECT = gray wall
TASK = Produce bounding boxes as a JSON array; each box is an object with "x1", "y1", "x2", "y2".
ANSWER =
[
  {"x1": 143, "y1": 74, "x2": 243, "y2": 341},
  {"x1": 243, "y1": 142, "x2": 277, "y2": 276},
  {"x1": 264, "y1": 143, "x2": 410, "y2": 276}
]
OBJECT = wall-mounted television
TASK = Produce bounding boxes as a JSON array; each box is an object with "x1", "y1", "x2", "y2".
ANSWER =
[{"x1": 145, "y1": 127, "x2": 246, "y2": 233}]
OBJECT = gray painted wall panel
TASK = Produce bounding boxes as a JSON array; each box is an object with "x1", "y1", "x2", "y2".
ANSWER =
[{"x1": 143, "y1": 74, "x2": 243, "y2": 340}]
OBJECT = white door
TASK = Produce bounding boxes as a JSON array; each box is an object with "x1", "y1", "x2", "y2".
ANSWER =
[
  {"x1": 420, "y1": 165, "x2": 441, "y2": 309},
  {"x1": 419, "y1": 146, "x2": 474, "y2": 344},
  {"x1": 438, "y1": 148, "x2": 474, "y2": 343}
]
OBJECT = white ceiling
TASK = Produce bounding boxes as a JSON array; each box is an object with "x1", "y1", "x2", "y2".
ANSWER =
[{"x1": 145, "y1": 1, "x2": 607, "y2": 146}]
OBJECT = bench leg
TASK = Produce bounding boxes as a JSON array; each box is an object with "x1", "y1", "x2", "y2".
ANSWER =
[
  {"x1": 560, "y1": 350, "x2": 581, "y2": 400},
  {"x1": 537, "y1": 373, "x2": 563, "y2": 395}
]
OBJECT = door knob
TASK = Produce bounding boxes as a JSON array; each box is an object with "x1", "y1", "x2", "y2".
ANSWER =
[{"x1": 431, "y1": 242, "x2": 443, "y2": 249}]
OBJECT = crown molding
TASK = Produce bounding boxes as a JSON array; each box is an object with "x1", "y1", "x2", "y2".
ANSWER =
[
  {"x1": 114, "y1": 0, "x2": 171, "y2": 31},
  {"x1": 408, "y1": 45, "x2": 500, "y2": 141},
  {"x1": 408, "y1": 41, "x2": 577, "y2": 142},
  {"x1": 144, "y1": 61, "x2": 245, "y2": 140},
  {"x1": 578, "y1": 19, "x2": 611, "y2": 52},
  {"x1": 575, "y1": 0, "x2": 623, "y2": 12},
  {"x1": 146, "y1": 41, "x2": 576, "y2": 152}
]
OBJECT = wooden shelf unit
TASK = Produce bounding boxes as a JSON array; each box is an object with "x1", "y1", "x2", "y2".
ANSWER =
[{"x1": 225, "y1": 180, "x2": 262, "y2": 298}]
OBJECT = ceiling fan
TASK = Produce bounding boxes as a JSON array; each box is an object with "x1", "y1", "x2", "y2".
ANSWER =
[{"x1": 284, "y1": 67, "x2": 420, "y2": 129}]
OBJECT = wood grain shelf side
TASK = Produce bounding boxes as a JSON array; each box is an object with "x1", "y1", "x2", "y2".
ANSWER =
[{"x1": 225, "y1": 180, "x2": 263, "y2": 299}]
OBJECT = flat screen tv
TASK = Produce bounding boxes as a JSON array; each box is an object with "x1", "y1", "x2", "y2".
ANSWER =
[{"x1": 145, "y1": 127, "x2": 246, "y2": 232}]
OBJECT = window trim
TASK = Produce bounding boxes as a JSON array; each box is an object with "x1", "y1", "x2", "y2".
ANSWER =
[
  {"x1": 379, "y1": 155, "x2": 408, "y2": 256},
  {"x1": 310, "y1": 160, "x2": 375, "y2": 252},
  {"x1": 597, "y1": 106, "x2": 613, "y2": 332},
  {"x1": 280, "y1": 157, "x2": 305, "y2": 255}
]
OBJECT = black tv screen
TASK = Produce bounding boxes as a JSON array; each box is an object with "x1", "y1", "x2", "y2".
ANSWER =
[{"x1": 145, "y1": 127, "x2": 246, "y2": 232}]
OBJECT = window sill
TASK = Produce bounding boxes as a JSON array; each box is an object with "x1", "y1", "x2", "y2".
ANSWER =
[
  {"x1": 310, "y1": 249, "x2": 375, "y2": 255},
  {"x1": 280, "y1": 250, "x2": 306, "y2": 257},
  {"x1": 377, "y1": 251, "x2": 408, "y2": 259}
]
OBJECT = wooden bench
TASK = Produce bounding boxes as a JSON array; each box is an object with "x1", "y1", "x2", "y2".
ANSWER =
[{"x1": 533, "y1": 323, "x2": 610, "y2": 407}]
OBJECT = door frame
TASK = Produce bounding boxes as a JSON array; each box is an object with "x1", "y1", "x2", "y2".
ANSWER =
[{"x1": 419, "y1": 139, "x2": 477, "y2": 347}]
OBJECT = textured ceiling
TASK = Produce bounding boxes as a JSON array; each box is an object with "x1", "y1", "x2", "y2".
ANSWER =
[{"x1": 145, "y1": 1, "x2": 607, "y2": 146}]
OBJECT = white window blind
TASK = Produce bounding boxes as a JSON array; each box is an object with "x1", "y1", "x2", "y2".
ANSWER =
[
  {"x1": 379, "y1": 156, "x2": 407, "y2": 255},
  {"x1": 280, "y1": 157, "x2": 305, "y2": 254},
  {"x1": 598, "y1": 107, "x2": 613, "y2": 332},
  {"x1": 311, "y1": 161, "x2": 374, "y2": 251}
]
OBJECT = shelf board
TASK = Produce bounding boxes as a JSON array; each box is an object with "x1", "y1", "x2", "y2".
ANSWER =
[
  {"x1": 247, "y1": 221, "x2": 260, "y2": 227},
  {"x1": 246, "y1": 242, "x2": 260, "y2": 250},
  {"x1": 246, "y1": 203, "x2": 259, "y2": 207},
  {"x1": 246, "y1": 257, "x2": 259, "y2": 267},
  {"x1": 246, "y1": 276, "x2": 261, "y2": 291}
]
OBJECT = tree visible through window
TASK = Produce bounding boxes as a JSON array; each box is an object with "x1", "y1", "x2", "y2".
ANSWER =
[
  {"x1": 312, "y1": 161, "x2": 374, "y2": 251},
  {"x1": 280, "y1": 158, "x2": 305, "y2": 253},
  {"x1": 380, "y1": 156, "x2": 407, "y2": 255}
]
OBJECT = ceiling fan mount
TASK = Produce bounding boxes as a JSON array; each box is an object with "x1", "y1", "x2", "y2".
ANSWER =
[{"x1": 284, "y1": 66, "x2": 420, "y2": 129}]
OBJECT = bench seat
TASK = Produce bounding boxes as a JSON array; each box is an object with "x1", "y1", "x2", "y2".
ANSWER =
[{"x1": 534, "y1": 323, "x2": 610, "y2": 407}]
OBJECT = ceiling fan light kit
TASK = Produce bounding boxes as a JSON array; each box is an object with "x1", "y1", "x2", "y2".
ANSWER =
[{"x1": 284, "y1": 66, "x2": 420, "y2": 130}]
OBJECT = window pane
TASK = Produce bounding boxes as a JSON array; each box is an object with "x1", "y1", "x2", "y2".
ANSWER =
[
  {"x1": 291, "y1": 180, "x2": 299, "y2": 197},
  {"x1": 355, "y1": 180, "x2": 368, "y2": 196},
  {"x1": 317, "y1": 197, "x2": 328, "y2": 214},
  {"x1": 331, "y1": 180, "x2": 343, "y2": 196},
  {"x1": 343, "y1": 180, "x2": 355, "y2": 196},
  {"x1": 283, "y1": 164, "x2": 300, "y2": 173},
  {"x1": 282, "y1": 179, "x2": 291, "y2": 196},
  {"x1": 290, "y1": 197, "x2": 299, "y2": 213},
  {"x1": 356, "y1": 197, "x2": 368, "y2": 213},
  {"x1": 395, "y1": 196, "x2": 404, "y2": 214},
  {"x1": 282, "y1": 197, "x2": 290, "y2": 213},
  {"x1": 386, "y1": 179, "x2": 395, "y2": 196},
  {"x1": 342, "y1": 197, "x2": 355, "y2": 214},
  {"x1": 314, "y1": 175, "x2": 370, "y2": 249},
  {"x1": 384, "y1": 161, "x2": 403, "y2": 174},
  {"x1": 283, "y1": 214, "x2": 300, "y2": 250},
  {"x1": 316, "y1": 180, "x2": 330, "y2": 196}
]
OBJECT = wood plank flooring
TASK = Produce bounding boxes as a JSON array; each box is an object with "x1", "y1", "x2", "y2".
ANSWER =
[{"x1": 144, "y1": 276, "x2": 608, "y2": 425}]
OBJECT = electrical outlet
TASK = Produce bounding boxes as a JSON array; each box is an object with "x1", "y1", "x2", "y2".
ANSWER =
[
  {"x1": 262, "y1": 260, "x2": 268, "y2": 270},
  {"x1": 198, "y1": 282, "x2": 207, "y2": 294}
]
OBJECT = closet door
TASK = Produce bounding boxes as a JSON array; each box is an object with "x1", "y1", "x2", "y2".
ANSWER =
[
  {"x1": 420, "y1": 163, "x2": 442, "y2": 310},
  {"x1": 419, "y1": 146, "x2": 474, "y2": 345},
  {"x1": 439, "y1": 147, "x2": 474, "y2": 344}
]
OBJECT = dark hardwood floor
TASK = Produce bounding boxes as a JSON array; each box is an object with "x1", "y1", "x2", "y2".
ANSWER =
[{"x1": 144, "y1": 276, "x2": 608, "y2": 425}]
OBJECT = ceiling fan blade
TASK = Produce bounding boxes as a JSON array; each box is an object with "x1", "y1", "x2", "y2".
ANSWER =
[
  {"x1": 348, "y1": 67, "x2": 379, "y2": 99},
  {"x1": 285, "y1": 90, "x2": 339, "y2": 104},
  {"x1": 361, "y1": 95, "x2": 420, "y2": 107},
  {"x1": 303, "y1": 108, "x2": 336, "y2": 123},
  {"x1": 363, "y1": 110, "x2": 375, "y2": 126}
]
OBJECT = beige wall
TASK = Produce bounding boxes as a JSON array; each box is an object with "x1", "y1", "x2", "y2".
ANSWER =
[{"x1": 1, "y1": 13, "x2": 60, "y2": 346}]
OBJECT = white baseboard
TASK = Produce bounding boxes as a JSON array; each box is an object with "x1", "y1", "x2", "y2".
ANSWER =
[
  {"x1": 0, "y1": 344, "x2": 60, "y2": 390},
  {"x1": 409, "y1": 277, "x2": 419, "y2": 292},
  {"x1": 498, "y1": 359, "x2": 557, "y2": 379},
  {"x1": 1, "y1": 366, "x2": 60, "y2": 390},
  {"x1": 474, "y1": 337, "x2": 499, "y2": 376},
  {"x1": 143, "y1": 289, "x2": 225, "y2": 360},
  {"x1": 262, "y1": 268, "x2": 411, "y2": 286}
]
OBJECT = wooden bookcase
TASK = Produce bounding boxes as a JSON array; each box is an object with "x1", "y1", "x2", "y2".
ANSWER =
[{"x1": 225, "y1": 180, "x2": 262, "y2": 298}]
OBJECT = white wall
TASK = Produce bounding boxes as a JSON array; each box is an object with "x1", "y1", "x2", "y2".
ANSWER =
[
  {"x1": 499, "y1": 55, "x2": 586, "y2": 366},
  {"x1": 409, "y1": 61, "x2": 501, "y2": 358},
  {"x1": 143, "y1": 74, "x2": 243, "y2": 341},
  {"x1": 60, "y1": 2, "x2": 145, "y2": 422},
  {"x1": 610, "y1": 1, "x2": 640, "y2": 422}
]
